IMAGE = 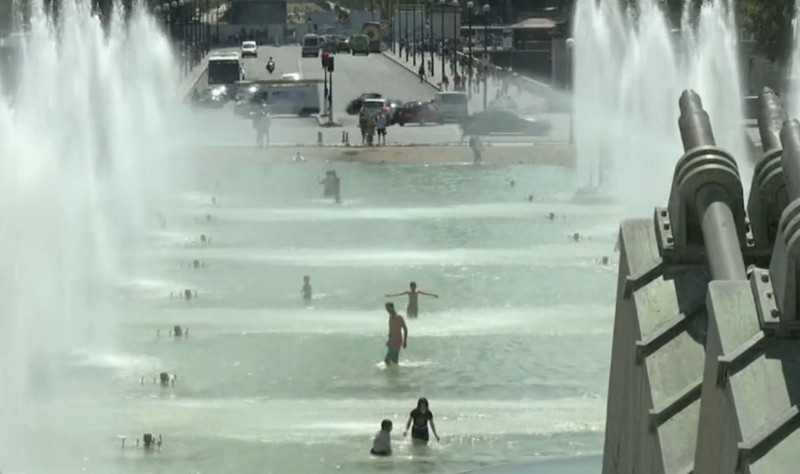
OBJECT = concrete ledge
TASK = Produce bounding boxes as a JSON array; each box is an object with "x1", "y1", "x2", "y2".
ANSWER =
[
  {"x1": 381, "y1": 51, "x2": 441, "y2": 91},
  {"x1": 190, "y1": 143, "x2": 575, "y2": 167}
]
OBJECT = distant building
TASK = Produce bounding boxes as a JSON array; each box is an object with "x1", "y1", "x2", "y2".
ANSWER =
[{"x1": 230, "y1": 0, "x2": 287, "y2": 26}]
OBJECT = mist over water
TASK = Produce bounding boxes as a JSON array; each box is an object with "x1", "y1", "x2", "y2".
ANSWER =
[
  {"x1": 0, "y1": 0, "x2": 179, "y2": 470},
  {"x1": 573, "y1": 0, "x2": 747, "y2": 215}
]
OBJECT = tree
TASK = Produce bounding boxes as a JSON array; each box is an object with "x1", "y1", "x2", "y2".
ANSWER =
[{"x1": 738, "y1": 0, "x2": 795, "y2": 65}]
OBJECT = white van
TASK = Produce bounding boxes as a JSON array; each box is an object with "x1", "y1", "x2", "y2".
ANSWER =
[
  {"x1": 433, "y1": 92, "x2": 469, "y2": 122},
  {"x1": 301, "y1": 34, "x2": 322, "y2": 58}
]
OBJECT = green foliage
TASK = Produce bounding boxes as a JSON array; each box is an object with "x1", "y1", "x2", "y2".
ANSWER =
[{"x1": 738, "y1": 0, "x2": 795, "y2": 64}]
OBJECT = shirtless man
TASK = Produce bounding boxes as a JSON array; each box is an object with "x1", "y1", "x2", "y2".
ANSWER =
[
  {"x1": 384, "y1": 302, "x2": 408, "y2": 366},
  {"x1": 386, "y1": 281, "x2": 438, "y2": 318}
]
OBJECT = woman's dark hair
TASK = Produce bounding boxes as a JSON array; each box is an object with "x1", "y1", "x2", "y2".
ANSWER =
[{"x1": 416, "y1": 397, "x2": 429, "y2": 410}]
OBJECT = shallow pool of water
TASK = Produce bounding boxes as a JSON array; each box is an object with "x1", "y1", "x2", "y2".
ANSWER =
[{"x1": 26, "y1": 161, "x2": 619, "y2": 473}]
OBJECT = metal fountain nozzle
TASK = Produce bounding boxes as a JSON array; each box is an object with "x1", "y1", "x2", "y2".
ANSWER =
[
  {"x1": 747, "y1": 87, "x2": 788, "y2": 254},
  {"x1": 666, "y1": 89, "x2": 747, "y2": 280}
]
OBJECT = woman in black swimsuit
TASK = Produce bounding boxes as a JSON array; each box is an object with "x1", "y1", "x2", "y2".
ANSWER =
[{"x1": 403, "y1": 397, "x2": 440, "y2": 444}]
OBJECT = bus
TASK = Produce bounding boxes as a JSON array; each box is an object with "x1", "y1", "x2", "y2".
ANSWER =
[
  {"x1": 207, "y1": 52, "x2": 243, "y2": 86},
  {"x1": 361, "y1": 21, "x2": 382, "y2": 53},
  {"x1": 351, "y1": 34, "x2": 369, "y2": 55}
]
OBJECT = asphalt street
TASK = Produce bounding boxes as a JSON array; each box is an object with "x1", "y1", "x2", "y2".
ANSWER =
[{"x1": 187, "y1": 45, "x2": 570, "y2": 147}]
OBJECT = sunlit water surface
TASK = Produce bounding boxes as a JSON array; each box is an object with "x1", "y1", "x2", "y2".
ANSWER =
[{"x1": 109, "y1": 161, "x2": 617, "y2": 474}]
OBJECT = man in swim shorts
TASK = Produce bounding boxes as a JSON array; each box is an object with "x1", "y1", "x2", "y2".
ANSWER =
[
  {"x1": 384, "y1": 302, "x2": 407, "y2": 366},
  {"x1": 386, "y1": 281, "x2": 438, "y2": 318}
]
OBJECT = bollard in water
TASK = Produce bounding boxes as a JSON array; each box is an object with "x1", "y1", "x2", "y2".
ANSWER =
[
  {"x1": 341, "y1": 131, "x2": 346, "y2": 143},
  {"x1": 317, "y1": 131, "x2": 323, "y2": 145}
]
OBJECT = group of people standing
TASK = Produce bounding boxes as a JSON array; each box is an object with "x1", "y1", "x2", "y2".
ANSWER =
[{"x1": 358, "y1": 108, "x2": 390, "y2": 146}]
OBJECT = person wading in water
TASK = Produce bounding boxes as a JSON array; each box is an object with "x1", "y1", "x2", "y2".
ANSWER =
[
  {"x1": 403, "y1": 397, "x2": 440, "y2": 445},
  {"x1": 386, "y1": 281, "x2": 438, "y2": 318},
  {"x1": 384, "y1": 302, "x2": 407, "y2": 367}
]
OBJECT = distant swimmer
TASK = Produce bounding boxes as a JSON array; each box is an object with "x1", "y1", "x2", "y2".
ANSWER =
[
  {"x1": 403, "y1": 398, "x2": 440, "y2": 444},
  {"x1": 570, "y1": 232, "x2": 581, "y2": 242},
  {"x1": 293, "y1": 152, "x2": 307, "y2": 163},
  {"x1": 370, "y1": 419, "x2": 393, "y2": 456},
  {"x1": 301, "y1": 275, "x2": 312, "y2": 301},
  {"x1": 386, "y1": 281, "x2": 438, "y2": 318},
  {"x1": 211, "y1": 196, "x2": 217, "y2": 205},
  {"x1": 384, "y1": 302, "x2": 407, "y2": 366}
]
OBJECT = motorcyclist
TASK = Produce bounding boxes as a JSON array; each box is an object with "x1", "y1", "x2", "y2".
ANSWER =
[{"x1": 266, "y1": 57, "x2": 275, "y2": 74}]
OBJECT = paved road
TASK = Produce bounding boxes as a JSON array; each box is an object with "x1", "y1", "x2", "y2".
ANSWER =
[{"x1": 187, "y1": 45, "x2": 571, "y2": 147}]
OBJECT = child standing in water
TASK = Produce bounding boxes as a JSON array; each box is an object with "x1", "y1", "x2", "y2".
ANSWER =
[
  {"x1": 386, "y1": 281, "x2": 438, "y2": 318},
  {"x1": 301, "y1": 276, "x2": 312, "y2": 302}
]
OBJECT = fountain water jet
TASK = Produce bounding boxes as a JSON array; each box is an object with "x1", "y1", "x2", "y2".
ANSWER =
[
  {"x1": 0, "y1": 0, "x2": 181, "y2": 470},
  {"x1": 573, "y1": 0, "x2": 748, "y2": 215}
]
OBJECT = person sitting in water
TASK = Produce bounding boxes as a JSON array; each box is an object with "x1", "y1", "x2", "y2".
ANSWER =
[
  {"x1": 403, "y1": 398, "x2": 440, "y2": 444},
  {"x1": 301, "y1": 275, "x2": 312, "y2": 301},
  {"x1": 386, "y1": 281, "x2": 438, "y2": 318},
  {"x1": 370, "y1": 419, "x2": 393, "y2": 456}
]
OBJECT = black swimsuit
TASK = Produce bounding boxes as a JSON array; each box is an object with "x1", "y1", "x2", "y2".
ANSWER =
[{"x1": 409, "y1": 408, "x2": 432, "y2": 442}]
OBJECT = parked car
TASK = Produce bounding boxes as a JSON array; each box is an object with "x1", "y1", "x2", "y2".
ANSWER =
[
  {"x1": 240, "y1": 40, "x2": 258, "y2": 58},
  {"x1": 459, "y1": 110, "x2": 551, "y2": 136},
  {"x1": 346, "y1": 92, "x2": 383, "y2": 115},
  {"x1": 394, "y1": 101, "x2": 444, "y2": 125}
]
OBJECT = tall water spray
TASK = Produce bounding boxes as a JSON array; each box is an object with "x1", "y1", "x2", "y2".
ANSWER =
[
  {"x1": 573, "y1": 0, "x2": 748, "y2": 215},
  {"x1": 0, "y1": 0, "x2": 180, "y2": 470}
]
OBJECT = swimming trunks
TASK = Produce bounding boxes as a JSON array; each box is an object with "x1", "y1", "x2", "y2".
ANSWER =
[
  {"x1": 411, "y1": 426, "x2": 429, "y2": 442},
  {"x1": 407, "y1": 305, "x2": 418, "y2": 318},
  {"x1": 385, "y1": 344, "x2": 400, "y2": 364}
]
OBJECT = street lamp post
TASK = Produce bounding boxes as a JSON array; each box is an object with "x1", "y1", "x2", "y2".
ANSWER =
[
  {"x1": 439, "y1": 0, "x2": 445, "y2": 81},
  {"x1": 482, "y1": 2, "x2": 489, "y2": 110},
  {"x1": 451, "y1": 0, "x2": 458, "y2": 75},
  {"x1": 466, "y1": 0, "x2": 473, "y2": 98},
  {"x1": 566, "y1": 37, "x2": 575, "y2": 144},
  {"x1": 420, "y1": 3, "x2": 425, "y2": 68},
  {"x1": 412, "y1": 3, "x2": 416, "y2": 66}
]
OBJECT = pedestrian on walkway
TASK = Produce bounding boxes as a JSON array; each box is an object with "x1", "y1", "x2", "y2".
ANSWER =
[{"x1": 418, "y1": 64, "x2": 426, "y2": 83}]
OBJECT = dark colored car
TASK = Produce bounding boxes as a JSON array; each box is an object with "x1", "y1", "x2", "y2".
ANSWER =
[
  {"x1": 385, "y1": 99, "x2": 404, "y2": 122},
  {"x1": 346, "y1": 92, "x2": 383, "y2": 115},
  {"x1": 459, "y1": 110, "x2": 551, "y2": 136},
  {"x1": 395, "y1": 101, "x2": 444, "y2": 125},
  {"x1": 337, "y1": 38, "x2": 351, "y2": 52},
  {"x1": 193, "y1": 85, "x2": 229, "y2": 108}
]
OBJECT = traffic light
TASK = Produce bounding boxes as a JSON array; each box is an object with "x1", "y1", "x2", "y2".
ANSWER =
[{"x1": 321, "y1": 53, "x2": 334, "y2": 72}]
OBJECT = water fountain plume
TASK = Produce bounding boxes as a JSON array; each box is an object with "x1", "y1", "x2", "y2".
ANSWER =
[
  {"x1": 0, "y1": 0, "x2": 181, "y2": 470},
  {"x1": 573, "y1": 0, "x2": 748, "y2": 215}
]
